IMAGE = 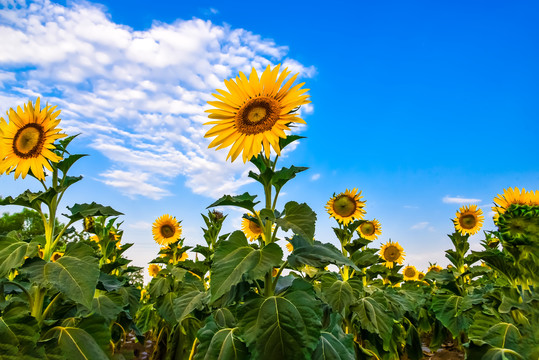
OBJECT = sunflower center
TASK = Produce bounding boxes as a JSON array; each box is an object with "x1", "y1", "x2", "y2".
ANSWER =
[
  {"x1": 459, "y1": 214, "x2": 477, "y2": 229},
  {"x1": 160, "y1": 225, "x2": 175, "y2": 238},
  {"x1": 383, "y1": 245, "x2": 401, "y2": 262},
  {"x1": 404, "y1": 268, "x2": 416, "y2": 278},
  {"x1": 13, "y1": 124, "x2": 46, "y2": 159},
  {"x1": 360, "y1": 222, "x2": 375, "y2": 236},
  {"x1": 333, "y1": 195, "x2": 357, "y2": 218},
  {"x1": 418, "y1": 273, "x2": 425, "y2": 280},
  {"x1": 248, "y1": 220, "x2": 262, "y2": 234},
  {"x1": 236, "y1": 97, "x2": 280, "y2": 135}
]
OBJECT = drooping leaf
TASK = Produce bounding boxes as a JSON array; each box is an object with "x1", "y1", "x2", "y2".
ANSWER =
[
  {"x1": 312, "y1": 313, "x2": 355, "y2": 360},
  {"x1": 156, "y1": 292, "x2": 177, "y2": 325},
  {"x1": 91, "y1": 294, "x2": 123, "y2": 323},
  {"x1": 271, "y1": 166, "x2": 308, "y2": 192},
  {"x1": 350, "y1": 248, "x2": 380, "y2": 268},
  {"x1": 275, "y1": 201, "x2": 316, "y2": 240},
  {"x1": 207, "y1": 193, "x2": 259, "y2": 213},
  {"x1": 63, "y1": 202, "x2": 123, "y2": 223},
  {"x1": 320, "y1": 274, "x2": 354, "y2": 316},
  {"x1": 239, "y1": 280, "x2": 322, "y2": 360},
  {"x1": 350, "y1": 296, "x2": 394, "y2": 349},
  {"x1": 210, "y1": 231, "x2": 282, "y2": 302},
  {"x1": 173, "y1": 290, "x2": 207, "y2": 322},
  {"x1": 43, "y1": 242, "x2": 100, "y2": 308},
  {"x1": 195, "y1": 316, "x2": 248, "y2": 360},
  {"x1": 288, "y1": 237, "x2": 358, "y2": 270},
  {"x1": 0, "y1": 302, "x2": 41, "y2": 358},
  {"x1": 430, "y1": 294, "x2": 474, "y2": 338},
  {"x1": 48, "y1": 326, "x2": 110, "y2": 360},
  {"x1": 0, "y1": 238, "x2": 37, "y2": 277}
]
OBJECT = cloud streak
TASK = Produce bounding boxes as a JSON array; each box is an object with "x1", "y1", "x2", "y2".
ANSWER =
[
  {"x1": 442, "y1": 195, "x2": 481, "y2": 204},
  {"x1": 0, "y1": 0, "x2": 315, "y2": 199}
]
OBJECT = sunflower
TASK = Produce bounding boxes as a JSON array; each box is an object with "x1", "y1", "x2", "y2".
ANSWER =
[
  {"x1": 453, "y1": 204, "x2": 484, "y2": 235},
  {"x1": 51, "y1": 251, "x2": 63, "y2": 262},
  {"x1": 402, "y1": 265, "x2": 418, "y2": 281},
  {"x1": 241, "y1": 213, "x2": 263, "y2": 241},
  {"x1": 380, "y1": 240, "x2": 405, "y2": 268},
  {"x1": 428, "y1": 264, "x2": 443, "y2": 273},
  {"x1": 204, "y1": 64, "x2": 310, "y2": 162},
  {"x1": 492, "y1": 187, "x2": 531, "y2": 222},
  {"x1": 417, "y1": 272, "x2": 425, "y2": 280},
  {"x1": 0, "y1": 98, "x2": 66, "y2": 180},
  {"x1": 83, "y1": 217, "x2": 95, "y2": 233},
  {"x1": 148, "y1": 264, "x2": 161, "y2": 277},
  {"x1": 326, "y1": 188, "x2": 366, "y2": 225},
  {"x1": 286, "y1": 242, "x2": 293, "y2": 252},
  {"x1": 152, "y1": 214, "x2": 182, "y2": 246},
  {"x1": 358, "y1": 219, "x2": 382, "y2": 240}
]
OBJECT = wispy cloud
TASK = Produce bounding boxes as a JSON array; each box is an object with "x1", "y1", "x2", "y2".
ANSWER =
[
  {"x1": 442, "y1": 195, "x2": 481, "y2": 204},
  {"x1": 310, "y1": 173, "x2": 321, "y2": 181},
  {"x1": 410, "y1": 221, "x2": 435, "y2": 231},
  {"x1": 0, "y1": 0, "x2": 314, "y2": 199}
]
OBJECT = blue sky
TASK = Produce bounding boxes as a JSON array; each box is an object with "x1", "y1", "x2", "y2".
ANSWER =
[{"x1": 1, "y1": 0, "x2": 538, "y2": 278}]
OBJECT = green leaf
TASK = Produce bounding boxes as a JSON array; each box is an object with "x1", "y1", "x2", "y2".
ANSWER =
[
  {"x1": 207, "y1": 193, "x2": 259, "y2": 213},
  {"x1": 239, "y1": 282, "x2": 322, "y2": 360},
  {"x1": 0, "y1": 302, "x2": 41, "y2": 358},
  {"x1": 275, "y1": 201, "x2": 316, "y2": 240},
  {"x1": 56, "y1": 134, "x2": 80, "y2": 152},
  {"x1": 271, "y1": 166, "x2": 308, "y2": 192},
  {"x1": 279, "y1": 135, "x2": 305, "y2": 150},
  {"x1": 210, "y1": 231, "x2": 282, "y2": 302},
  {"x1": 195, "y1": 316, "x2": 248, "y2": 360},
  {"x1": 350, "y1": 296, "x2": 394, "y2": 349},
  {"x1": 312, "y1": 313, "x2": 355, "y2": 360},
  {"x1": 0, "y1": 190, "x2": 44, "y2": 211},
  {"x1": 64, "y1": 202, "x2": 123, "y2": 223},
  {"x1": 288, "y1": 237, "x2": 358, "y2": 270},
  {"x1": 56, "y1": 154, "x2": 88, "y2": 175},
  {"x1": 173, "y1": 290, "x2": 207, "y2": 323},
  {"x1": 134, "y1": 304, "x2": 156, "y2": 334},
  {"x1": 320, "y1": 274, "x2": 354, "y2": 316},
  {"x1": 91, "y1": 294, "x2": 123, "y2": 323},
  {"x1": 350, "y1": 248, "x2": 380, "y2": 268},
  {"x1": 430, "y1": 294, "x2": 474, "y2": 338},
  {"x1": 482, "y1": 323, "x2": 521, "y2": 352},
  {"x1": 44, "y1": 243, "x2": 100, "y2": 308},
  {"x1": 48, "y1": 326, "x2": 109, "y2": 360},
  {"x1": 156, "y1": 292, "x2": 177, "y2": 325},
  {"x1": 0, "y1": 238, "x2": 37, "y2": 277}
]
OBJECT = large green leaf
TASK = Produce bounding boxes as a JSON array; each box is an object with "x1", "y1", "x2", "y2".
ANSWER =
[
  {"x1": 56, "y1": 154, "x2": 88, "y2": 175},
  {"x1": 288, "y1": 237, "x2": 358, "y2": 270},
  {"x1": 207, "y1": 193, "x2": 259, "y2": 213},
  {"x1": 63, "y1": 202, "x2": 123, "y2": 223},
  {"x1": 239, "y1": 280, "x2": 322, "y2": 360},
  {"x1": 0, "y1": 238, "x2": 37, "y2": 277},
  {"x1": 91, "y1": 294, "x2": 123, "y2": 323},
  {"x1": 275, "y1": 201, "x2": 316, "y2": 240},
  {"x1": 210, "y1": 231, "x2": 282, "y2": 302},
  {"x1": 0, "y1": 190, "x2": 45, "y2": 210},
  {"x1": 320, "y1": 274, "x2": 354, "y2": 316},
  {"x1": 156, "y1": 292, "x2": 177, "y2": 325},
  {"x1": 351, "y1": 296, "x2": 394, "y2": 349},
  {"x1": 482, "y1": 323, "x2": 521, "y2": 352},
  {"x1": 49, "y1": 326, "x2": 109, "y2": 360},
  {"x1": 271, "y1": 166, "x2": 308, "y2": 192},
  {"x1": 312, "y1": 313, "x2": 355, "y2": 360},
  {"x1": 0, "y1": 302, "x2": 41, "y2": 358},
  {"x1": 430, "y1": 294, "x2": 474, "y2": 338},
  {"x1": 195, "y1": 316, "x2": 248, "y2": 360},
  {"x1": 173, "y1": 290, "x2": 207, "y2": 322},
  {"x1": 44, "y1": 243, "x2": 100, "y2": 308},
  {"x1": 350, "y1": 248, "x2": 380, "y2": 268}
]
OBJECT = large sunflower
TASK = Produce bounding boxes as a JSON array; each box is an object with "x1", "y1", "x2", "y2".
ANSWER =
[
  {"x1": 204, "y1": 64, "x2": 311, "y2": 162},
  {"x1": 241, "y1": 213, "x2": 263, "y2": 241},
  {"x1": 402, "y1": 265, "x2": 418, "y2": 281},
  {"x1": 0, "y1": 98, "x2": 66, "y2": 180},
  {"x1": 358, "y1": 219, "x2": 382, "y2": 240},
  {"x1": 454, "y1": 204, "x2": 484, "y2": 235},
  {"x1": 326, "y1": 188, "x2": 366, "y2": 225},
  {"x1": 380, "y1": 240, "x2": 405, "y2": 268},
  {"x1": 492, "y1": 187, "x2": 534, "y2": 222},
  {"x1": 148, "y1": 264, "x2": 161, "y2": 277},
  {"x1": 152, "y1": 214, "x2": 182, "y2": 246}
]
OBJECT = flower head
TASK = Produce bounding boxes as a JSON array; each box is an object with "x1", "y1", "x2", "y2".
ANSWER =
[
  {"x1": 380, "y1": 240, "x2": 405, "y2": 268},
  {"x1": 358, "y1": 219, "x2": 382, "y2": 240},
  {"x1": 51, "y1": 251, "x2": 63, "y2": 262},
  {"x1": 402, "y1": 265, "x2": 418, "y2": 281},
  {"x1": 428, "y1": 264, "x2": 443, "y2": 273},
  {"x1": 454, "y1": 204, "x2": 484, "y2": 235},
  {"x1": 241, "y1": 213, "x2": 263, "y2": 241},
  {"x1": 204, "y1": 64, "x2": 310, "y2": 162},
  {"x1": 152, "y1": 214, "x2": 182, "y2": 246},
  {"x1": 492, "y1": 187, "x2": 532, "y2": 222},
  {"x1": 148, "y1": 264, "x2": 161, "y2": 277},
  {"x1": 326, "y1": 188, "x2": 366, "y2": 225},
  {"x1": 0, "y1": 98, "x2": 67, "y2": 180}
]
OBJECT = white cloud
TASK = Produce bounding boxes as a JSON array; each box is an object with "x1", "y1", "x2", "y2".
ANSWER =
[
  {"x1": 442, "y1": 195, "x2": 481, "y2": 204},
  {"x1": 310, "y1": 173, "x2": 321, "y2": 181},
  {"x1": 410, "y1": 221, "x2": 435, "y2": 231},
  {"x1": 0, "y1": 0, "x2": 315, "y2": 199}
]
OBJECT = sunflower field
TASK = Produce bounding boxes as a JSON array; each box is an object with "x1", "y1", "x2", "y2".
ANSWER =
[{"x1": 1, "y1": 66, "x2": 538, "y2": 360}]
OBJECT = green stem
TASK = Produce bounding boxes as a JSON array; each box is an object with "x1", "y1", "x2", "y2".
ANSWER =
[
  {"x1": 271, "y1": 261, "x2": 288, "y2": 293},
  {"x1": 41, "y1": 292, "x2": 61, "y2": 323},
  {"x1": 31, "y1": 286, "x2": 46, "y2": 322},
  {"x1": 264, "y1": 271, "x2": 273, "y2": 297}
]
